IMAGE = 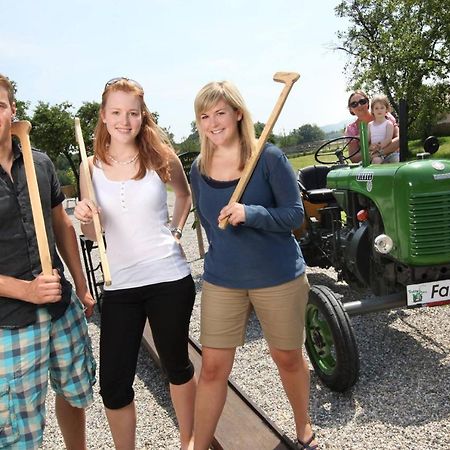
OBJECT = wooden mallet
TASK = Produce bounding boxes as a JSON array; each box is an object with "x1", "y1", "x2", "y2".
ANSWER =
[
  {"x1": 218, "y1": 71, "x2": 300, "y2": 229},
  {"x1": 11, "y1": 121, "x2": 53, "y2": 275},
  {"x1": 74, "y1": 118, "x2": 112, "y2": 286}
]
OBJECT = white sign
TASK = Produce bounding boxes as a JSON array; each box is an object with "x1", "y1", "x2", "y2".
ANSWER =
[{"x1": 407, "y1": 279, "x2": 450, "y2": 306}]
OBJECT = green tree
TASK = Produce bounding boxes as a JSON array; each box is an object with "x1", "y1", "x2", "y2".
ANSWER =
[
  {"x1": 15, "y1": 100, "x2": 31, "y2": 121},
  {"x1": 151, "y1": 111, "x2": 159, "y2": 124},
  {"x1": 177, "y1": 121, "x2": 200, "y2": 153},
  {"x1": 335, "y1": 0, "x2": 450, "y2": 137},
  {"x1": 189, "y1": 120, "x2": 198, "y2": 138},
  {"x1": 146, "y1": 110, "x2": 176, "y2": 146},
  {"x1": 254, "y1": 121, "x2": 276, "y2": 143},
  {"x1": 76, "y1": 101, "x2": 100, "y2": 156},
  {"x1": 162, "y1": 126, "x2": 176, "y2": 146},
  {"x1": 276, "y1": 131, "x2": 298, "y2": 149},
  {"x1": 8, "y1": 80, "x2": 30, "y2": 120},
  {"x1": 177, "y1": 136, "x2": 200, "y2": 153},
  {"x1": 31, "y1": 102, "x2": 79, "y2": 186},
  {"x1": 294, "y1": 124, "x2": 325, "y2": 143}
]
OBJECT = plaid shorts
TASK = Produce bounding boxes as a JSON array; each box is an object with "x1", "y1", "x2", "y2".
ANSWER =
[{"x1": 0, "y1": 293, "x2": 96, "y2": 449}]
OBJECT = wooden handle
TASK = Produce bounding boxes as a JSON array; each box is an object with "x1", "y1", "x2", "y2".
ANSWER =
[
  {"x1": 74, "y1": 118, "x2": 112, "y2": 286},
  {"x1": 273, "y1": 71, "x2": 300, "y2": 84},
  {"x1": 218, "y1": 71, "x2": 300, "y2": 229},
  {"x1": 11, "y1": 121, "x2": 53, "y2": 276}
]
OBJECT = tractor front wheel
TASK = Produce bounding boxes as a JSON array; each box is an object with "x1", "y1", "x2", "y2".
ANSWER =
[{"x1": 305, "y1": 285, "x2": 359, "y2": 392}]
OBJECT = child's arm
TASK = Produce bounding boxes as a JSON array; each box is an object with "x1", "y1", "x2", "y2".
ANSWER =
[
  {"x1": 380, "y1": 121, "x2": 394, "y2": 149},
  {"x1": 368, "y1": 122, "x2": 377, "y2": 151}
]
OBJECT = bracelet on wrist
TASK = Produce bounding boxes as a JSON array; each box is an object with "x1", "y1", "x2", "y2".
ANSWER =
[{"x1": 170, "y1": 227, "x2": 183, "y2": 238}]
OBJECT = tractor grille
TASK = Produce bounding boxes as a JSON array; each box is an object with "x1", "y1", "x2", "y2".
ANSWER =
[{"x1": 409, "y1": 192, "x2": 450, "y2": 256}]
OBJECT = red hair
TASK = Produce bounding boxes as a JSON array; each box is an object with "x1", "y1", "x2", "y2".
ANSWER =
[{"x1": 94, "y1": 79, "x2": 173, "y2": 182}]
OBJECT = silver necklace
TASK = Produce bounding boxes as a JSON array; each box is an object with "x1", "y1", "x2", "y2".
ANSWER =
[{"x1": 107, "y1": 152, "x2": 139, "y2": 165}]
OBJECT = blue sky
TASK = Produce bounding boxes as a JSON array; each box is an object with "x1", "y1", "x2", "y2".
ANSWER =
[{"x1": 2, "y1": 0, "x2": 351, "y2": 141}]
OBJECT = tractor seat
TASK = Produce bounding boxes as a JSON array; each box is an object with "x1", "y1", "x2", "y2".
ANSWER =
[{"x1": 297, "y1": 166, "x2": 335, "y2": 203}]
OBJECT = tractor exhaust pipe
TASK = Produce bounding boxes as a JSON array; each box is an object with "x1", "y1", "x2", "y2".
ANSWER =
[
  {"x1": 343, "y1": 292, "x2": 406, "y2": 316},
  {"x1": 399, "y1": 99, "x2": 408, "y2": 162}
]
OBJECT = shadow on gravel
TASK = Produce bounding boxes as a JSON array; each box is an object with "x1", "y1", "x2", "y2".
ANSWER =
[
  {"x1": 353, "y1": 309, "x2": 450, "y2": 426},
  {"x1": 191, "y1": 272, "x2": 204, "y2": 294},
  {"x1": 134, "y1": 350, "x2": 178, "y2": 427},
  {"x1": 307, "y1": 278, "x2": 450, "y2": 430},
  {"x1": 245, "y1": 310, "x2": 265, "y2": 343},
  {"x1": 307, "y1": 270, "x2": 369, "y2": 301}
]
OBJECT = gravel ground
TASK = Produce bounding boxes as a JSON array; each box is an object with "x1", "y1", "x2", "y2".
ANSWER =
[{"x1": 41, "y1": 194, "x2": 450, "y2": 450}]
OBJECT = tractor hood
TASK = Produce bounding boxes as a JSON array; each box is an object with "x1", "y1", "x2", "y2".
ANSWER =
[{"x1": 326, "y1": 159, "x2": 450, "y2": 265}]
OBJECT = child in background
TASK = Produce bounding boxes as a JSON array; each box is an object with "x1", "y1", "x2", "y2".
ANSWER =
[{"x1": 368, "y1": 94, "x2": 395, "y2": 163}]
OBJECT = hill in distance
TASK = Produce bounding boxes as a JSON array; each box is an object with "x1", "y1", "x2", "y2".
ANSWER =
[{"x1": 319, "y1": 119, "x2": 349, "y2": 134}]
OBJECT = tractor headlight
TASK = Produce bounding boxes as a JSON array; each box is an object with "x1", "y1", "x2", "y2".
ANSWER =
[{"x1": 374, "y1": 234, "x2": 394, "y2": 254}]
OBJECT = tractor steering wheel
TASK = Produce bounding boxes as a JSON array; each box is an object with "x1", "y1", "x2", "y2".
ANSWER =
[{"x1": 314, "y1": 136, "x2": 360, "y2": 165}]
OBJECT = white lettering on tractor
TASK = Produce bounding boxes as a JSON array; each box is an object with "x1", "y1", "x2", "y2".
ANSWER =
[
  {"x1": 433, "y1": 173, "x2": 450, "y2": 180},
  {"x1": 356, "y1": 172, "x2": 374, "y2": 182}
]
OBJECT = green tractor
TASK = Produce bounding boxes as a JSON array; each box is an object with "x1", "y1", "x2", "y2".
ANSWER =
[{"x1": 297, "y1": 123, "x2": 450, "y2": 392}]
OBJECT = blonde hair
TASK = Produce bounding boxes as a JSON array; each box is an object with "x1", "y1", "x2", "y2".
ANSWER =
[
  {"x1": 0, "y1": 74, "x2": 15, "y2": 106},
  {"x1": 370, "y1": 94, "x2": 391, "y2": 113},
  {"x1": 94, "y1": 78, "x2": 173, "y2": 182},
  {"x1": 194, "y1": 80, "x2": 255, "y2": 176}
]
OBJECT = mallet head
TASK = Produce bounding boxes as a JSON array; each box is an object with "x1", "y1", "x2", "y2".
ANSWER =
[
  {"x1": 11, "y1": 120, "x2": 32, "y2": 137},
  {"x1": 273, "y1": 72, "x2": 300, "y2": 85}
]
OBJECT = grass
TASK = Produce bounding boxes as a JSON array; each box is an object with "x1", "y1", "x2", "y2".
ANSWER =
[
  {"x1": 289, "y1": 153, "x2": 317, "y2": 170},
  {"x1": 409, "y1": 136, "x2": 450, "y2": 158},
  {"x1": 288, "y1": 135, "x2": 450, "y2": 170}
]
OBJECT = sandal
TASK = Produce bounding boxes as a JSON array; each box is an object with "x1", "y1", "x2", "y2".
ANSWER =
[{"x1": 297, "y1": 432, "x2": 318, "y2": 449}]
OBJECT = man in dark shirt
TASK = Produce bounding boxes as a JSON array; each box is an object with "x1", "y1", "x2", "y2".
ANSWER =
[{"x1": 0, "y1": 73, "x2": 96, "y2": 449}]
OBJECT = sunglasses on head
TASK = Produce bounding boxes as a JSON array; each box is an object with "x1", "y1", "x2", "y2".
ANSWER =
[
  {"x1": 104, "y1": 77, "x2": 144, "y2": 91},
  {"x1": 349, "y1": 98, "x2": 369, "y2": 108}
]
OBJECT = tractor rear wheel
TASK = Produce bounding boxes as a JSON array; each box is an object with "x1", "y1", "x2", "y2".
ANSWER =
[{"x1": 305, "y1": 285, "x2": 359, "y2": 392}]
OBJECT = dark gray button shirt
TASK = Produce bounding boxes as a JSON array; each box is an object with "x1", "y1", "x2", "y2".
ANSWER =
[{"x1": 0, "y1": 140, "x2": 71, "y2": 328}]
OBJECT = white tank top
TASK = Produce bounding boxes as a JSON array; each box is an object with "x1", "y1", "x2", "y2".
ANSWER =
[
  {"x1": 92, "y1": 164, "x2": 190, "y2": 290},
  {"x1": 369, "y1": 120, "x2": 389, "y2": 144}
]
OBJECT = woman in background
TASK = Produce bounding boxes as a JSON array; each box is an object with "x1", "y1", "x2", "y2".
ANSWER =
[{"x1": 345, "y1": 89, "x2": 399, "y2": 163}]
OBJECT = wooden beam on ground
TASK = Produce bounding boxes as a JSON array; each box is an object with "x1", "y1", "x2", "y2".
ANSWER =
[{"x1": 142, "y1": 323, "x2": 296, "y2": 450}]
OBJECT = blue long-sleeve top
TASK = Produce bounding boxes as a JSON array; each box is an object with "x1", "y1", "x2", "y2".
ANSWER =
[{"x1": 190, "y1": 144, "x2": 306, "y2": 289}]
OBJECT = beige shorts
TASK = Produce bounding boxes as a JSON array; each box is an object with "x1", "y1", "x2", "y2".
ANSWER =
[{"x1": 200, "y1": 273, "x2": 310, "y2": 350}]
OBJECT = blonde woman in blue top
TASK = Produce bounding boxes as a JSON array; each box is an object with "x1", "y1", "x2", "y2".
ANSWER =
[{"x1": 190, "y1": 81, "x2": 318, "y2": 450}]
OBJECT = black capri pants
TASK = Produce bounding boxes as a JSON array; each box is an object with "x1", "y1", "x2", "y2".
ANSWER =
[{"x1": 99, "y1": 275, "x2": 196, "y2": 410}]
